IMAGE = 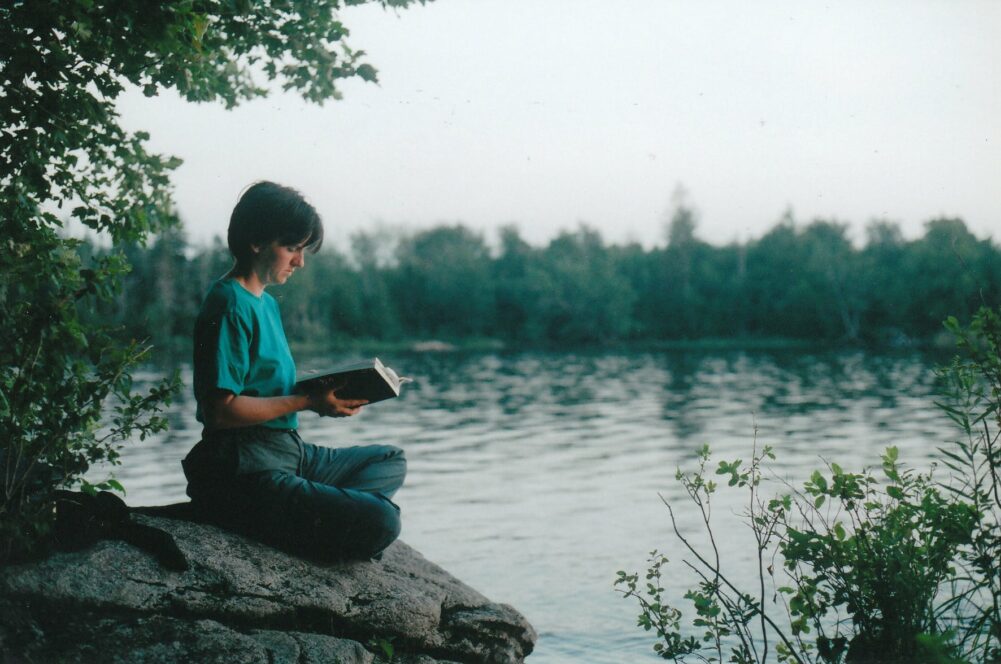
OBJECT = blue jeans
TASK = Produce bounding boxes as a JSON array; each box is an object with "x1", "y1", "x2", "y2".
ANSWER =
[{"x1": 182, "y1": 427, "x2": 406, "y2": 561}]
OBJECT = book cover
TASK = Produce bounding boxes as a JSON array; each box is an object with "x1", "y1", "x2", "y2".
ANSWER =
[{"x1": 294, "y1": 357, "x2": 411, "y2": 405}]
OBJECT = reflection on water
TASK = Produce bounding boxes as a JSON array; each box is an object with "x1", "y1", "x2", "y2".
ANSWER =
[{"x1": 94, "y1": 349, "x2": 955, "y2": 662}]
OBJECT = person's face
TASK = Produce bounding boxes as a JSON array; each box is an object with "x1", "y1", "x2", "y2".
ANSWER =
[{"x1": 253, "y1": 240, "x2": 307, "y2": 286}]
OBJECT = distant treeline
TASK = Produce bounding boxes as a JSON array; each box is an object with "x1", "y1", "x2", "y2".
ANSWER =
[{"x1": 81, "y1": 209, "x2": 1000, "y2": 350}]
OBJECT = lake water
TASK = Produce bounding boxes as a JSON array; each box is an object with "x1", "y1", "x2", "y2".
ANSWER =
[{"x1": 93, "y1": 349, "x2": 958, "y2": 662}]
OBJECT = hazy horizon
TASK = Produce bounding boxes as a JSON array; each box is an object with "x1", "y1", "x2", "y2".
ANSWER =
[{"x1": 115, "y1": 0, "x2": 999, "y2": 250}]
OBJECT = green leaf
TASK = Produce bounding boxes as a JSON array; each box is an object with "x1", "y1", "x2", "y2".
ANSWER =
[
  {"x1": 809, "y1": 470, "x2": 828, "y2": 493},
  {"x1": 355, "y1": 63, "x2": 378, "y2": 82}
]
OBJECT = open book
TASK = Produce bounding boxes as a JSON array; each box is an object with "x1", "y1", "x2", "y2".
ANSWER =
[{"x1": 294, "y1": 357, "x2": 412, "y2": 405}]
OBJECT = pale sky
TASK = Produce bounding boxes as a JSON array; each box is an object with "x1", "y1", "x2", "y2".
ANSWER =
[{"x1": 116, "y1": 0, "x2": 1000, "y2": 250}]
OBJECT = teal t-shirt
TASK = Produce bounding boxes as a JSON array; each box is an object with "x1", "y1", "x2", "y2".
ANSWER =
[{"x1": 193, "y1": 278, "x2": 298, "y2": 430}]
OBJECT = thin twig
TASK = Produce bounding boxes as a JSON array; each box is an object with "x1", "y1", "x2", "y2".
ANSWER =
[
  {"x1": 662, "y1": 495, "x2": 807, "y2": 664},
  {"x1": 682, "y1": 559, "x2": 755, "y2": 660}
]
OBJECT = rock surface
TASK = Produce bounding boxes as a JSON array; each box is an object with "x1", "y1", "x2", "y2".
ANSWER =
[{"x1": 0, "y1": 515, "x2": 536, "y2": 663}]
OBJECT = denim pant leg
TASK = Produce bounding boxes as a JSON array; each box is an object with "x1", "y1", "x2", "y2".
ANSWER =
[
  {"x1": 298, "y1": 440, "x2": 407, "y2": 498},
  {"x1": 184, "y1": 430, "x2": 406, "y2": 561},
  {"x1": 236, "y1": 441, "x2": 406, "y2": 561},
  {"x1": 236, "y1": 469, "x2": 401, "y2": 561}
]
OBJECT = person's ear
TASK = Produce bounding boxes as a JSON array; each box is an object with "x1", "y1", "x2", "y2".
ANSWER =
[{"x1": 249, "y1": 244, "x2": 262, "y2": 255}]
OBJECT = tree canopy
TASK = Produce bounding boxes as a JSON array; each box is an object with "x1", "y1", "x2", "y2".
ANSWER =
[{"x1": 81, "y1": 213, "x2": 1001, "y2": 353}]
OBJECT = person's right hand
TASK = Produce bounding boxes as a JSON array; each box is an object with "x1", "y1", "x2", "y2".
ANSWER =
[{"x1": 308, "y1": 389, "x2": 368, "y2": 418}]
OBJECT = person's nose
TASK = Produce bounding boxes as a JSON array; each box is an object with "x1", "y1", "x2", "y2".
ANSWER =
[{"x1": 292, "y1": 250, "x2": 305, "y2": 267}]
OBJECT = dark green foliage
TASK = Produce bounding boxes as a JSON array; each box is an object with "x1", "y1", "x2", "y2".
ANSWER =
[
  {"x1": 392, "y1": 226, "x2": 496, "y2": 338},
  {"x1": 616, "y1": 308, "x2": 1001, "y2": 663},
  {"x1": 935, "y1": 309, "x2": 1001, "y2": 660},
  {"x1": 906, "y1": 221, "x2": 995, "y2": 331},
  {"x1": 1, "y1": 0, "x2": 424, "y2": 562},
  {"x1": 533, "y1": 226, "x2": 636, "y2": 344},
  {"x1": 0, "y1": 229, "x2": 181, "y2": 560},
  {"x1": 781, "y1": 450, "x2": 978, "y2": 662},
  {"x1": 75, "y1": 214, "x2": 1001, "y2": 352}
]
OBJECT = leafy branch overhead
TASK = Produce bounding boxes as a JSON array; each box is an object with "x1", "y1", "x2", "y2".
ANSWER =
[{"x1": 2, "y1": 0, "x2": 425, "y2": 242}]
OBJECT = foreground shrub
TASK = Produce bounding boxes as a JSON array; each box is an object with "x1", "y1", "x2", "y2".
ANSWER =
[{"x1": 617, "y1": 307, "x2": 1001, "y2": 663}]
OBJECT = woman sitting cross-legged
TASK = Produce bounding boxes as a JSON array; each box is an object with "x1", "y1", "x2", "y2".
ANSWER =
[{"x1": 182, "y1": 181, "x2": 406, "y2": 561}]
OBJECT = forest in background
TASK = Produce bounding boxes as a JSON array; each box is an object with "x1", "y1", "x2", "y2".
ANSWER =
[{"x1": 80, "y1": 208, "x2": 1000, "y2": 352}]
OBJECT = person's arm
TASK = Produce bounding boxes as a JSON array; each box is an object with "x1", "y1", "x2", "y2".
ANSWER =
[{"x1": 203, "y1": 389, "x2": 368, "y2": 430}]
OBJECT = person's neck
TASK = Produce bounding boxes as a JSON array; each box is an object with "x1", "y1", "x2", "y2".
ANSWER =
[{"x1": 229, "y1": 270, "x2": 266, "y2": 297}]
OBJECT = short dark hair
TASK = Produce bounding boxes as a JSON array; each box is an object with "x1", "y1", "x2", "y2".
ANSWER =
[{"x1": 227, "y1": 181, "x2": 324, "y2": 270}]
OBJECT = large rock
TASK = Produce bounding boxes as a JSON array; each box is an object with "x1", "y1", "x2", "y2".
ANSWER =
[{"x1": 0, "y1": 515, "x2": 536, "y2": 663}]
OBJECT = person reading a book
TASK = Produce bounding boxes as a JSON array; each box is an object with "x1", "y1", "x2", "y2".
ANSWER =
[{"x1": 181, "y1": 181, "x2": 406, "y2": 561}]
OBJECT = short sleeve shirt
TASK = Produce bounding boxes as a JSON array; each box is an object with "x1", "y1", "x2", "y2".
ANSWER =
[{"x1": 193, "y1": 278, "x2": 298, "y2": 429}]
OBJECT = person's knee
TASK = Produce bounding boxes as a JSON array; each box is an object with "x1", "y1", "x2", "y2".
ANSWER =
[
  {"x1": 347, "y1": 496, "x2": 401, "y2": 559},
  {"x1": 367, "y1": 445, "x2": 407, "y2": 496},
  {"x1": 306, "y1": 494, "x2": 400, "y2": 561},
  {"x1": 367, "y1": 496, "x2": 402, "y2": 551},
  {"x1": 387, "y1": 445, "x2": 407, "y2": 478}
]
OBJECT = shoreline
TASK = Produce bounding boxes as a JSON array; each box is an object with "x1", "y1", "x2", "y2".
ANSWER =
[{"x1": 144, "y1": 333, "x2": 957, "y2": 364}]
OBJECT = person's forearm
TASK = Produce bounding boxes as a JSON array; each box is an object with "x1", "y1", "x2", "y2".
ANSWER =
[{"x1": 206, "y1": 393, "x2": 313, "y2": 430}]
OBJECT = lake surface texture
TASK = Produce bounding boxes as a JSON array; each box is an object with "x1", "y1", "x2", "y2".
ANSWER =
[{"x1": 97, "y1": 349, "x2": 956, "y2": 662}]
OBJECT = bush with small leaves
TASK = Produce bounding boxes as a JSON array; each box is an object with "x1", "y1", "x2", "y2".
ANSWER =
[{"x1": 617, "y1": 308, "x2": 1001, "y2": 663}]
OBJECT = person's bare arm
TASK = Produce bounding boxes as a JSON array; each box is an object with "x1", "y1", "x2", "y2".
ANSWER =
[{"x1": 203, "y1": 389, "x2": 367, "y2": 430}]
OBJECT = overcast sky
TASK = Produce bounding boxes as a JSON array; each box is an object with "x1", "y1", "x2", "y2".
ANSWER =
[{"x1": 117, "y1": 0, "x2": 1000, "y2": 250}]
